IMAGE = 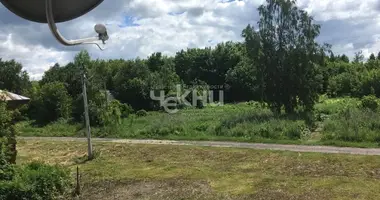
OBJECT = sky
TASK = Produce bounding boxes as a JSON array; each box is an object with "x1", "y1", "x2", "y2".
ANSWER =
[{"x1": 1, "y1": 0, "x2": 380, "y2": 80}]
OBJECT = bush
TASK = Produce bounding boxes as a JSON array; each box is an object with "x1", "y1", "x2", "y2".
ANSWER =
[
  {"x1": 120, "y1": 103, "x2": 134, "y2": 118},
  {"x1": 100, "y1": 100, "x2": 122, "y2": 126},
  {"x1": 315, "y1": 98, "x2": 360, "y2": 115},
  {"x1": 246, "y1": 101, "x2": 266, "y2": 108},
  {"x1": 196, "y1": 100, "x2": 205, "y2": 109},
  {"x1": 0, "y1": 102, "x2": 17, "y2": 164},
  {"x1": 361, "y1": 95, "x2": 378, "y2": 110},
  {"x1": 139, "y1": 126, "x2": 184, "y2": 137},
  {"x1": 215, "y1": 110, "x2": 306, "y2": 140},
  {"x1": 0, "y1": 162, "x2": 72, "y2": 200},
  {"x1": 89, "y1": 99, "x2": 124, "y2": 127},
  {"x1": 0, "y1": 143, "x2": 15, "y2": 181},
  {"x1": 136, "y1": 109, "x2": 148, "y2": 117},
  {"x1": 323, "y1": 107, "x2": 380, "y2": 142},
  {"x1": 194, "y1": 123, "x2": 209, "y2": 132},
  {"x1": 284, "y1": 122, "x2": 306, "y2": 140},
  {"x1": 216, "y1": 110, "x2": 273, "y2": 132},
  {"x1": 31, "y1": 82, "x2": 72, "y2": 125},
  {"x1": 10, "y1": 109, "x2": 25, "y2": 123}
]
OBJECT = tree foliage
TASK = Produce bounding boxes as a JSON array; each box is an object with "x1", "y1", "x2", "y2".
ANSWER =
[
  {"x1": 0, "y1": 59, "x2": 31, "y2": 95},
  {"x1": 243, "y1": 0, "x2": 325, "y2": 113},
  {"x1": 0, "y1": 102, "x2": 17, "y2": 165},
  {"x1": 2, "y1": 0, "x2": 380, "y2": 128},
  {"x1": 31, "y1": 82, "x2": 72, "y2": 124}
]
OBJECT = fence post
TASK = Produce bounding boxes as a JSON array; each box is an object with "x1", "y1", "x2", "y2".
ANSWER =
[{"x1": 75, "y1": 166, "x2": 81, "y2": 196}]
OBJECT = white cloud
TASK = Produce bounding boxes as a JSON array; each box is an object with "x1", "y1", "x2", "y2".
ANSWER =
[
  {"x1": 1, "y1": 0, "x2": 380, "y2": 79},
  {"x1": 0, "y1": 33, "x2": 70, "y2": 80}
]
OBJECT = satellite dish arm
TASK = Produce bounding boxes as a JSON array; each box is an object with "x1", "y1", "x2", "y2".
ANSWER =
[{"x1": 45, "y1": 0, "x2": 105, "y2": 50}]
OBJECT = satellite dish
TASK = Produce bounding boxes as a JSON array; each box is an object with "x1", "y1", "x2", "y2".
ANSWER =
[
  {"x1": 94, "y1": 24, "x2": 107, "y2": 34},
  {"x1": 0, "y1": 0, "x2": 104, "y2": 23}
]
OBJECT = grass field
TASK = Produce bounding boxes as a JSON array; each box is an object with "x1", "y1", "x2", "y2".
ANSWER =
[
  {"x1": 17, "y1": 139, "x2": 380, "y2": 200},
  {"x1": 16, "y1": 97, "x2": 380, "y2": 148}
]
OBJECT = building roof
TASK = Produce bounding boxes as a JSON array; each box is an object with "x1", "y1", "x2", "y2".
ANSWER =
[{"x1": 0, "y1": 90, "x2": 30, "y2": 101}]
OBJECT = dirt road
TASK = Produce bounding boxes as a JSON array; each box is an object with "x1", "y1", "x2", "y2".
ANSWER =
[{"x1": 19, "y1": 137, "x2": 380, "y2": 155}]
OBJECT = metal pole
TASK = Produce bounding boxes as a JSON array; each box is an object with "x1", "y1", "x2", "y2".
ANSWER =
[
  {"x1": 81, "y1": 65, "x2": 93, "y2": 160},
  {"x1": 44, "y1": 0, "x2": 109, "y2": 160}
]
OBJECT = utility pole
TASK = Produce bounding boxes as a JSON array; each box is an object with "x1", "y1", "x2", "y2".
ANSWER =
[{"x1": 81, "y1": 64, "x2": 93, "y2": 160}]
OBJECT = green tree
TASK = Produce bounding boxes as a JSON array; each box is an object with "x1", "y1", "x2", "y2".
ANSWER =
[
  {"x1": 225, "y1": 57, "x2": 259, "y2": 102},
  {"x1": 327, "y1": 72, "x2": 361, "y2": 97},
  {"x1": 71, "y1": 50, "x2": 102, "y2": 122},
  {"x1": 369, "y1": 53, "x2": 376, "y2": 61},
  {"x1": 40, "y1": 63, "x2": 64, "y2": 85},
  {"x1": 0, "y1": 59, "x2": 31, "y2": 95},
  {"x1": 147, "y1": 52, "x2": 165, "y2": 72},
  {"x1": 245, "y1": 0, "x2": 325, "y2": 113},
  {"x1": 40, "y1": 62, "x2": 82, "y2": 99},
  {"x1": 113, "y1": 54, "x2": 180, "y2": 111},
  {"x1": 353, "y1": 50, "x2": 364, "y2": 64},
  {"x1": 329, "y1": 52, "x2": 336, "y2": 62},
  {"x1": 174, "y1": 48, "x2": 214, "y2": 85},
  {"x1": 112, "y1": 59, "x2": 152, "y2": 110},
  {"x1": 33, "y1": 82, "x2": 72, "y2": 124},
  {"x1": 340, "y1": 54, "x2": 350, "y2": 63},
  {"x1": 90, "y1": 59, "x2": 112, "y2": 106}
]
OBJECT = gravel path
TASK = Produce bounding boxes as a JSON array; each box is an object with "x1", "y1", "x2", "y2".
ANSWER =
[{"x1": 19, "y1": 137, "x2": 380, "y2": 155}]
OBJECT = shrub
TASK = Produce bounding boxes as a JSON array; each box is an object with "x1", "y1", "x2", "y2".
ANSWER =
[
  {"x1": 215, "y1": 109, "x2": 307, "y2": 140},
  {"x1": 327, "y1": 71, "x2": 362, "y2": 97},
  {"x1": 284, "y1": 122, "x2": 305, "y2": 140},
  {"x1": 315, "y1": 98, "x2": 360, "y2": 115},
  {"x1": 196, "y1": 100, "x2": 205, "y2": 109},
  {"x1": 246, "y1": 101, "x2": 267, "y2": 109},
  {"x1": 10, "y1": 109, "x2": 24, "y2": 123},
  {"x1": 0, "y1": 162, "x2": 72, "y2": 200},
  {"x1": 120, "y1": 103, "x2": 134, "y2": 118},
  {"x1": 139, "y1": 126, "x2": 184, "y2": 137},
  {"x1": 322, "y1": 107, "x2": 380, "y2": 142},
  {"x1": 100, "y1": 100, "x2": 122, "y2": 126},
  {"x1": 32, "y1": 82, "x2": 72, "y2": 125},
  {"x1": 0, "y1": 143, "x2": 15, "y2": 181},
  {"x1": 0, "y1": 102, "x2": 17, "y2": 164},
  {"x1": 361, "y1": 95, "x2": 378, "y2": 110},
  {"x1": 194, "y1": 123, "x2": 209, "y2": 132},
  {"x1": 136, "y1": 109, "x2": 148, "y2": 117},
  {"x1": 89, "y1": 99, "x2": 123, "y2": 127},
  {"x1": 215, "y1": 110, "x2": 274, "y2": 133}
]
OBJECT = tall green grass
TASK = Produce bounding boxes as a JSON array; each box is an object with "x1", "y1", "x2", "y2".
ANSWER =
[
  {"x1": 215, "y1": 109, "x2": 310, "y2": 140},
  {"x1": 322, "y1": 108, "x2": 380, "y2": 143},
  {"x1": 16, "y1": 119, "x2": 81, "y2": 137},
  {"x1": 15, "y1": 97, "x2": 380, "y2": 147}
]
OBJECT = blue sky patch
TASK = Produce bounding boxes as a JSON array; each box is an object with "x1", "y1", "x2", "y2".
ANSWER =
[{"x1": 119, "y1": 16, "x2": 140, "y2": 28}]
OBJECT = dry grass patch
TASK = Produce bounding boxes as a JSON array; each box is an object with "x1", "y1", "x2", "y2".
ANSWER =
[{"x1": 17, "y1": 139, "x2": 380, "y2": 200}]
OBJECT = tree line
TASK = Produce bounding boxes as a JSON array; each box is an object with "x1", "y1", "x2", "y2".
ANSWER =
[{"x1": 1, "y1": 0, "x2": 380, "y2": 126}]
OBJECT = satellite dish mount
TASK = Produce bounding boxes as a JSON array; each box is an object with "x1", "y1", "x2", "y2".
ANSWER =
[
  {"x1": 45, "y1": 0, "x2": 108, "y2": 50},
  {"x1": 0, "y1": 0, "x2": 108, "y2": 50}
]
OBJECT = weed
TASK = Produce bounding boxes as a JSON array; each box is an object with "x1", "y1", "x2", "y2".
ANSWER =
[
  {"x1": 136, "y1": 110, "x2": 148, "y2": 117},
  {"x1": 322, "y1": 107, "x2": 380, "y2": 143},
  {"x1": 16, "y1": 97, "x2": 380, "y2": 148}
]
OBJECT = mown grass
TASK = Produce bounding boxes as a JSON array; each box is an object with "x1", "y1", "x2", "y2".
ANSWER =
[
  {"x1": 16, "y1": 139, "x2": 380, "y2": 200},
  {"x1": 16, "y1": 97, "x2": 380, "y2": 148}
]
